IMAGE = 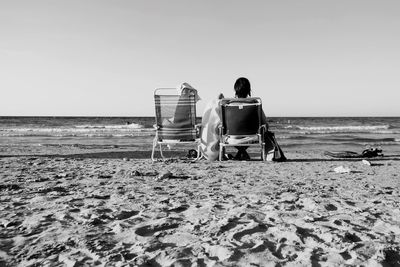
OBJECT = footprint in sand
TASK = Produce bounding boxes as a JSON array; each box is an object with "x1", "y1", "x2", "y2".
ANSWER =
[
  {"x1": 114, "y1": 210, "x2": 139, "y2": 220},
  {"x1": 295, "y1": 226, "x2": 325, "y2": 244},
  {"x1": 324, "y1": 203, "x2": 338, "y2": 211},
  {"x1": 218, "y1": 219, "x2": 239, "y2": 235},
  {"x1": 135, "y1": 219, "x2": 180, "y2": 237},
  {"x1": 167, "y1": 204, "x2": 189, "y2": 213},
  {"x1": 232, "y1": 223, "x2": 268, "y2": 242},
  {"x1": 228, "y1": 221, "x2": 269, "y2": 247}
]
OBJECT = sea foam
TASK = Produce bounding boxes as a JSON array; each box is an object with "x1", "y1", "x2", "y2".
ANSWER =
[{"x1": 293, "y1": 125, "x2": 392, "y2": 134}]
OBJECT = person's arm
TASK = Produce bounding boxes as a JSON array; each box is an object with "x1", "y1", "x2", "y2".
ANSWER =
[{"x1": 261, "y1": 109, "x2": 269, "y2": 128}]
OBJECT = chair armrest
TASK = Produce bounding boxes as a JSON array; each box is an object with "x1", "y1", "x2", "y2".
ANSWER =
[
  {"x1": 258, "y1": 124, "x2": 267, "y2": 141},
  {"x1": 259, "y1": 124, "x2": 268, "y2": 132},
  {"x1": 218, "y1": 125, "x2": 224, "y2": 137},
  {"x1": 258, "y1": 124, "x2": 268, "y2": 143}
]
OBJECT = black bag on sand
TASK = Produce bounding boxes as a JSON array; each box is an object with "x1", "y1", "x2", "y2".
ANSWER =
[
  {"x1": 265, "y1": 131, "x2": 287, "y2": 162},
  {"x1": 324, "y1": 147, "x2": 383, "y2": 159}
]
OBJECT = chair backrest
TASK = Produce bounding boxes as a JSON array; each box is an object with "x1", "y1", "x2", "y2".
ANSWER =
[
  {"x1": 154, "y1": 88, "x2": 197, "y2": 141},
  {"x1": 219, "y1": 98, "x2": 262, "y2": 136}
]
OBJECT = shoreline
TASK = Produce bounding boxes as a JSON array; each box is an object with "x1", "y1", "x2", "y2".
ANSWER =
[{"x1": 1, "y1": 148, "x2": 400, "y2": 160}]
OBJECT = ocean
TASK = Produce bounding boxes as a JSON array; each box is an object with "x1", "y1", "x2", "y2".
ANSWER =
[{"x1": 1, "y1": 116, "x2": 399, "y2": 155}]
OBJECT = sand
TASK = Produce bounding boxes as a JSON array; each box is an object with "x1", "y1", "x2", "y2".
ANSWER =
[{"x1": 1, "y1": 150, "x2": 400, "y2": 266}]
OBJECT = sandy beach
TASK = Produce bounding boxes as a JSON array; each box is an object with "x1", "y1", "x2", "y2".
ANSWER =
[{"x1": 1, "y1": 149, "x2": 400, "y2": 266}]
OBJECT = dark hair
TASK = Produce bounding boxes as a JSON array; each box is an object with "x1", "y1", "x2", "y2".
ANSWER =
[{"x1": 234, "y1": 77, "x2": 251, "y2": 98}]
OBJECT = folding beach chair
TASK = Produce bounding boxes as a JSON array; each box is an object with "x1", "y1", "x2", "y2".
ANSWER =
[
  {"x1": 218, "y1": 98, "x2": 267, "y2": 161},
  {"x1": 151, "y1": 88, "x2": 201, "y2": 162}
]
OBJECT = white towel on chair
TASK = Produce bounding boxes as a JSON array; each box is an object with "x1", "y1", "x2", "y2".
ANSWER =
[{"x1": 224, "y1": 135, "x2": 259, "y2": 144}]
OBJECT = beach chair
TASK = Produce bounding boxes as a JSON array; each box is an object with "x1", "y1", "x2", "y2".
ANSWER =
[
  {"x1": 218, "y1": 97, "x2": 267, "y2": 161},
  {"x1": 151, "y1": 88, "x2": 201, "y2": 162}
]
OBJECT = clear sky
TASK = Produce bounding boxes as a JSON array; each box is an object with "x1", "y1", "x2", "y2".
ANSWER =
[{"x1": 1, "y1": 0, "x2": 399, "y2": 117}]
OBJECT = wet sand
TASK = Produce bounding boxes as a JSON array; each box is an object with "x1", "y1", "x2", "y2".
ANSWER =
[{"x1": 1, "y1": 150, "x2": 400, "y2": 266}]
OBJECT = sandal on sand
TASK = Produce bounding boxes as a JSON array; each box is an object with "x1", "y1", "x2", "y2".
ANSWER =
[
  {"x1": 186, "y1": 149, "x2": 198, "y2": 159},
  {"x1": 234, "y1": 151, "x2": 251, "y2": 161},
  {"x1": 223, "y1": 153, "x2": 234, "y2": 160}
]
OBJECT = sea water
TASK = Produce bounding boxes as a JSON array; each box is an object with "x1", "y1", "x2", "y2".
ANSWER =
[{"x1": 1, "y1": 117, "x2": 399, "y2": 155}]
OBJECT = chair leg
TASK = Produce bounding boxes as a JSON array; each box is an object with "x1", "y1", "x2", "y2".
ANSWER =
[
  {"x1": 159, "y1": 144, "x2": 165, "y2": 160},
  {"x1": 261, "y1": 144, "x2": 266, "y2": 161},
  {"x1": 219, "y1": 145, "x2": 224, "y2": 161},
  {"x1": 260, "y1": 132, "x2": 266, "y2": 161},
  {"x1": 151, "y1": 138, "x2": 157, "y2": 162},
  {"x1": 191, "y1": 144, "x2": 200, "y2": 161}
]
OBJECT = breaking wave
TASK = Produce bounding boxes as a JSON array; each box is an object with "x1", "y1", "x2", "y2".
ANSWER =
[
  {"x1": 74, "y1": 123, "x2": 144, "y2": 129},
  {"x1": 285, "y1": 125, "x2": 394, "y2": 134},
  {"x1": 0, "y1": 123, "x2": 154, "y2": 137}
]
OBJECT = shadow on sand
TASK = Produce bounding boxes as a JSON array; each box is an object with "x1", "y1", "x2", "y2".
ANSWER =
[
  {"x1": 0, "y1": 150, "x2": 184, "y2": 160},
  {"x1": 286, "y1": 155, "x2": 400, "y2": 163}
]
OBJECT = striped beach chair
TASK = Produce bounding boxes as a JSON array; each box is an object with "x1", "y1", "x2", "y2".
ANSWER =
[{"x1": 151, "y1": 88, "x2": 201, "y2": 161}]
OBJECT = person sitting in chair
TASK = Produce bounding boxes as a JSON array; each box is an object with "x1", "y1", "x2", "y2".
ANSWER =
[
  {"x1": 200, "y1": 77, "x2": 285, "y2": 162},
  {"x1": 230, "y1": 77, "x2": 268, "y2": 160}
]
